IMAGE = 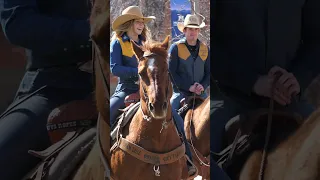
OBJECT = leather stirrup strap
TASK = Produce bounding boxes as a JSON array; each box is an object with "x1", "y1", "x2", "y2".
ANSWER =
[{"x1": 28, "y1": 130, "x2": 81, "y2": 159}]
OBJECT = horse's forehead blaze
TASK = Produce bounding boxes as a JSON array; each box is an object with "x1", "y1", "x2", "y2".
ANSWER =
[{"x1": 147, "y1": 57, "x2": 155, "y2": 72}]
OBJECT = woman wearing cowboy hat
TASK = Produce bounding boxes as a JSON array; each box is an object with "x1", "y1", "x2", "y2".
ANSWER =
[
  {"x1": 110, "y1": 6, "x2": 155, "y2": 127},
  {"x1": 110, "y1": 6, "x2": 197, "y2": 177}
]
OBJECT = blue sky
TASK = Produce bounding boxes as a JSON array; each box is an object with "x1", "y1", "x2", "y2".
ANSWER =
[{"x1": 171, "y1": 0, "x2": 191, "y2": 10}]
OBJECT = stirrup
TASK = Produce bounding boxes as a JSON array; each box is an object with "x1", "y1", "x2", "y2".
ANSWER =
[{"x1": 185, "y1": 155, "x2": 198, "y2": 179}]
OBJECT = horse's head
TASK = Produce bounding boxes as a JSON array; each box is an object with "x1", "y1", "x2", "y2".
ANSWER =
[{"x1": 132, "y1": 36, "x2": 172, "y2": 119}]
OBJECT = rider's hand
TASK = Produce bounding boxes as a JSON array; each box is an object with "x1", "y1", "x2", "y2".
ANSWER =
[
  {"x1": 195, "y1": 83, "x2": 204, "y2": 92},
  {"x1": 268, "y1": 66, "x2": 300, "y2": 97},
  {"x1": 252, "y1": 75, "x2": 291, "y2": 105},
  {"x1": 194, "y1": 83, "x2": 204, "y2": 95},
  {"x1": 275, "y1": 72, "x2": 300, "y2": 98},
  {"x1": 189, "y1": 84, "x2": 197, "y2": 93}
]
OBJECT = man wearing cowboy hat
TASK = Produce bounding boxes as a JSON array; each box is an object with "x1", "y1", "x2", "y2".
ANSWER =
[
  {"x1": 168, "y1": 14, "x2": 210, "y2": 177},
  {"x1": 169, "y1": 14, "x2": 210, "y2": 111}
]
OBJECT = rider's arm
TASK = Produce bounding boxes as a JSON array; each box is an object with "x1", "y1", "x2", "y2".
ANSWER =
[
  {"x1": 168, "y1": 43, "x2": 192, "y2": 91},
  {"x1": 110, "y1": 40, "x2": 138, "y2": 79},
  {"x1": 290, "y1": 0, "x2": 320, "y2": 95},
  {"x1": 0, "y1": 0, "x2": 90, "y2": 55},
  {"x1": 199, "y1": 46, "x2": 210, "y2": 90}
]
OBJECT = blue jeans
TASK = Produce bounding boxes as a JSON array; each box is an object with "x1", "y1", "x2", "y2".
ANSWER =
[
  {"x1": 211, "y1": 158, "x2": 231, "y2": 180},
  {"x1": 210, "y1": 84, "x2": 315, "y2": 153},
  {"x1": 0, "y1": 86, "x2": 92, "y2": 180},
  {"x1": 110, "y1": 88, "x2": 137, "y2": 127},
  {"x1": 171, "y1": 109, "x2": 193, "y2": 164},
  {"x1": 170, "y1": 91, "x2": 208, "y2": 111}
]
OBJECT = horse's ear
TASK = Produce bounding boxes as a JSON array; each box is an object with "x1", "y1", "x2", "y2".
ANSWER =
[
  {"x1": 161, "y1": 35, "x2": 170, "y2": 50},
  {"x1": 131, "y1": 40, "x2": 144, "y2": 60}
]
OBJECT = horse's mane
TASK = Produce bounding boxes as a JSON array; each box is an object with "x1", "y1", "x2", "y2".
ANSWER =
[
  {"x1": 187, "y1": 96, "x2": 207, "y2": 109},
  {"x1": 89, "y1": 0, "x2": 109, "y2": 46},
  {"x1": 142, "y1": 40, "x2": 168, "y2": 61}
]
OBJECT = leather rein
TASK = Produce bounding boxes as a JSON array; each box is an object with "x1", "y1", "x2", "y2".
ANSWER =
[
  {"x1": 225, "y1": 71, "x2": 283, "y2": 180},
  {"x1": 92, "y1": 39, "x2": 111, "y2": 179}
]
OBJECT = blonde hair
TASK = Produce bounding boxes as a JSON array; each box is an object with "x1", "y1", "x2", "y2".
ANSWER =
[{"x1": 111, "y1": 19, "x2": 151, "y2": 42}]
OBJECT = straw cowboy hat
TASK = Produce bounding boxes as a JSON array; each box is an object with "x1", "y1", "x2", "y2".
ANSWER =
[
  {"x1": 177, "y1": 14, "x2": 205, "y2": 32},
  {"x1": 112, "y1": 6, "x2": 156, "y2": 30}
]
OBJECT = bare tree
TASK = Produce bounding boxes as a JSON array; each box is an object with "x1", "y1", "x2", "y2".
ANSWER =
[{"x1": 190, "y1": 0, "x2": 210, "y2": 46}]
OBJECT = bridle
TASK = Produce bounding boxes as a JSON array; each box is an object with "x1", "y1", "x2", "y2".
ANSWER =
[{"x1": 138, "y1": 52, "x2": 170, "y2": 125}]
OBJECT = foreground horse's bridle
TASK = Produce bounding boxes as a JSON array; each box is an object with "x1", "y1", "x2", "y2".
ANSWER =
[{"x1": 137, "y1": 52, "x2": 172, "y2": 133}]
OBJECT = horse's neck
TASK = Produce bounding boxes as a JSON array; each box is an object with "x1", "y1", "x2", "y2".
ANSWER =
[
  {"x1": 243, "y1": 110, "x2": 320, "y2": 180},
  {"x1": 127, "y1": 103, "x2": 181, "y2": 152},
  {"x1": 192, "y1": 98, "x2": 210, "y2": 155},
  {"x1": 281, "y1": 111, "x2": 320, "y2": 178}
]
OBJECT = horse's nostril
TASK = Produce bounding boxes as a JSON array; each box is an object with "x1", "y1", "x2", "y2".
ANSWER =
[{"x1": 148, "y1": 102, "x2": 154, "y2": 111}]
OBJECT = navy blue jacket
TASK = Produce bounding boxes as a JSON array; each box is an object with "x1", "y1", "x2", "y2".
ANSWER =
[
  {"x1": 169, "y1": 38, "x2": 210, "y2": 96},
  {"x1": 110, "y1": 33, "x2": 143, "y2": 91},
  {"x1": 0, "y1": 0, "x2": 93, "y2": 90}
]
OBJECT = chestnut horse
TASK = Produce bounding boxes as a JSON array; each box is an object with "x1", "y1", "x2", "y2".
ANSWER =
[
  {"x1": 109, "y1": 36, "x2": 192, "y2": 180},
  {"x1": 184, "y1": 96, "x2": 210, "y2": 179},
  {"x1": 234, "y1": 107, "x2": 320, "y2": 180},
  {"x1": 216, "y1": 80, "x2": 320, "y2": 180}
]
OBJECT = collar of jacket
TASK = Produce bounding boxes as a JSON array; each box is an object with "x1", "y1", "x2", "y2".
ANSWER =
[
  {"x1": 121, "y1": 33, "x2": 145, "y2": 45},
  {"x1": 178, "y1": 37, "x2": 200, "y2": 47}
]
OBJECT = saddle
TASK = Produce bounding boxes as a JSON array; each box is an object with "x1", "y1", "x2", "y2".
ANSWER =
[
  {"x1": 46, "y1": 99, "x2": 98, "y2": 144},
  {"x1": 24, "y1": 99, "x2": 98, "y2": 180},
  {"x1": 110, "y1": 92, "x2": 140, "y2": 130},
  {"x1": 124, "y1": 92, "x2": 140, "y2": 107},
  {"x1": 213, "y1": 108, "x2": 303, "y2": 179},
  {"x1": 110, "y1": 102, "x2": 140, "y2": 147},
  {"x1": 177, "y1": 96, "x2": 205, "y2": 118}
]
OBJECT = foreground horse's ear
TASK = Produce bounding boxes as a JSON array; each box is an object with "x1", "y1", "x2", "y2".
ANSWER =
[
  {"x1": 161, "y1": 35, "x2": 170, "y2": 50},
  {"x1": 131, "y1": 40, "x2": 144, "y2": 60}
]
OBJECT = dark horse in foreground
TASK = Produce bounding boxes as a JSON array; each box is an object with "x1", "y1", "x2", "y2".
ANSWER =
[{"x1": 213, "y1": 73, "x2": 320, "y2": 180}]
